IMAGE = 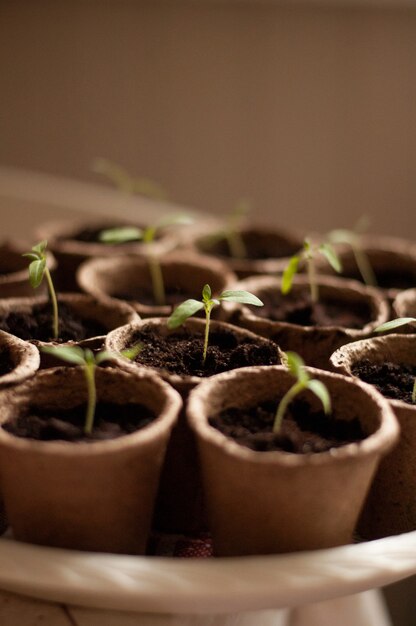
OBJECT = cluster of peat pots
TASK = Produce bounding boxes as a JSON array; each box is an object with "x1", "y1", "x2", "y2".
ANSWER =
[{"x1": 0, "y1": 215, "x2": 415, "y2": 559}]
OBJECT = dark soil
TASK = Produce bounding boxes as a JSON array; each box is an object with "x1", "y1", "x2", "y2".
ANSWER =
[
  {"x1": 199, "y1": 231, "x2": 299, "y2": 261},
  {"x1": 341, "y1": 267, "x2": 416, "y2": 290},
  {"x1": 0, "y1": 349, "x2": 13, "y2": 377},
  {"x1": 0, "y1": 302, "x2": 107, "y2": 343},
  {"x1": 248, "y1": 289, "x2": 371, "y2": 329},
  {"x1": 69, "y1": 224, "x2": 159, "y2": 245},
  {"x1": 352, "y1": 360, "x2": 416, "y2": 404},
  {"x1": 130, "y1": 326, "x2": 280, "y2": 377},
  {"x1": 3, "y1": 402, "x2": 155, "y2": 442},
  {"x1": 209, "y1": 398, "x2": 365, "y2": 454}
]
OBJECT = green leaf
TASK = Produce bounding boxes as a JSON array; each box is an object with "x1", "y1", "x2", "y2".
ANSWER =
[
  {"x1": 319, "y1": 243, "x2": 342, "y2": 273},
  {"x1": 306, "y1": 379, "x2": 331, "y2": 415},
  {"x1": 328, "y1": 229, "x2": 357, "y2": 246},
  {"x1": 99, "y1": 227, "x2": 143, "y2": 244},
  {"x1": 32, "y1": 240, "x2": 47, "y2": 256},
  {"x1": 376, "y1": 317, "x2": 416, "y2": 333},
  {"x1": 281, "y1": 255, "x2": 300, "y2": 294},
  {"x1": 286, "y1": 351, "x2": 308, "y2": 383},
  {"x1": 22, "y1": 252, "x2": 40, "y2": 261},
  {"x1": 120, "y1": 343, "x2": 144, "y2": 361},
  {"x1": 155, "y1": 213, "x2": 194, "y2": 229},
  {"x1": 167, "y1": 299, "x2": 204, "y2": 328},
  {"x1": 29, "y1": 259, "x2": 46, "y2": 288},
  {"x1": 202, "y1": 284, "x2": 212, "y2": 302},
  {"x1": 41, "y1": 345, "x2": 86, "y2": 365},
  {"x1": 219, "y1": 290, "x2": 263, "y2": 306}
]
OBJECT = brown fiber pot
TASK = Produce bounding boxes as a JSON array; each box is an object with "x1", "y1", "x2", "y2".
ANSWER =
[
  {"x1": 36, "y1": 218, "x2": 177, "y2": 291},
  {"x1": 0, "y1": 293, "x2": 139, "y2": 368},
  {"x1": 331, "y1": 334, "x2": 416, "y2": 538},
  {"x1": 316, "y1": 235, "x2": 416, "y2": 303},
  {"x1": 229, "y1": 274, "x2": 389, "y2": 370},
  {"x1": 393, "y1": 287, "x2": 416, "y2": 321},
  {"x1": 0, "y1": 240, "x2": 57, "y2": 298},
  {"x1": 105, "y1": 318, "x2": 281, "y2": 534},
  {"x1": 0, "y1": 331, "x2": 40, "y2": 534},
  {"x1": 187, "y1": 365, "x2": 398, "y2": 556},
  {"x1": 188, "y1": 225, "x2": 303, "y2": 279},
  {"x1": 77, "y1": 252, "x2": 236, "y2": 318},
  {"x1": 0, "y1": 366, "x2": 181, "y2": 553}
]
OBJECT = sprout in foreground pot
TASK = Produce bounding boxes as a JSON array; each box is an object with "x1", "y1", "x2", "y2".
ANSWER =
[
  {"x1": 23, "y1": 240, "x2": 59, "y2": 339},
  {"x1": 274, "y1": 352, "x2": 331, "y2": 432},
  {"x1": 167, "y1": 284, "x2": 263, "y2": 364},
  {"x1": 41, "y1": 345, "x2": 141, "y2": 434},
  {"x1": 99, "y1": 214, "x2": 193, "y2": 306},
  {"x1": 328, "y1": 217, "x2": 377, "y2": 287},
  {"x1": 282, "y1": 238, "x2": 342, "y2": 303},
  {"x1": 375, "y1": 317, "x2": 416, "y2": 403}
]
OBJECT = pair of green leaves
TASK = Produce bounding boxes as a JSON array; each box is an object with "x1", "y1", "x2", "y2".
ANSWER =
[
  {"x1": 274, "y1": 352, "x2": 331, "y2": 432},
  {"x1": 92, "y1": 158, "x2": 168, "y2": 201},
  {"x1": 23, "y1": 240, "x2": 48, "y2": 289},
  {"x1": 281, "y1": 239, "x2": 342, "y2": 296},
  {"x1": 99, "y1": 213, "x2": 194, "y2": 245}
]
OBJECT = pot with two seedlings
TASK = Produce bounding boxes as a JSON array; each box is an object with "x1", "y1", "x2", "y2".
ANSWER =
[
  {"x1": 0, "y1": 346, "x2": 182, "y2": 553},
  {"x1": 187, "y1": 357, "x2": 399, "y2": 556}
]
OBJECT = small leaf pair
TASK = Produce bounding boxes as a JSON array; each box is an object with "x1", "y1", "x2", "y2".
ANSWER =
[
  {"x1": 23, "y1": 241, "x2": 59, "y2": 340},
  {"x1": 167, "y1": 284, "x2": 263, "y2": 364}
]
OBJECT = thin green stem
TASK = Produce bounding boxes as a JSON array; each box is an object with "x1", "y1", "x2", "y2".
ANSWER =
[
  {"x1": 83, "y1": 363, "x2": 97, "y2": 435},
  {"x1": 203, "y1": 305, "x2": 212, "y2": 364},
  {"x1": 44, "y1": 267, "x2": 59, "y2": 340},
  {"x1": 307, "y1": 257, "x2": 318, "y2": 303},
  {"x1": 352, "y1": 246, "x2": 377, "y2": 287},
  {"x1": 226, "y1": 231, "x2": 247, "y2": 259},
  {"x1": 412, "y1": 377, "x2": 416, "y2": 404},
  {"x1": 148, "y1": 253, "x2": 165, "y2": 306},
  {"x1": 273, "y1": 381, "x2": 305, "y2": 433}
]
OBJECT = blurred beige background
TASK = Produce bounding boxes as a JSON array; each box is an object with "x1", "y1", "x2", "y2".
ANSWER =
[{"x1": 0, "y1": 0, "x2": 415, "y2": 237}]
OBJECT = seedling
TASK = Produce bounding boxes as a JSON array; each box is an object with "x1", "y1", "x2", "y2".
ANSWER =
[
  {"x1": 328, "y1": 216, "x2": 377, "y2": 286},
  {"x1": 205, "y1": 198, "x2": 251, "y2": 259},
  {"x1": 41, "y1": 345, "x2": 142, "y2": 435},
  {"x1": 273, "y1": 352, "x2": 331, "y2": 432},
  {"x1": 167, "y1": 284, "x2": 263, "y2": 364},
  {"x1": 92, "y1": 158, "x2": 167, "y2": 200},
  {"x1": 99, "y1": 213, "x2": 193, "y2": 306},
  {"x1": 281, "y1": 238, "x2": 342, "y2": 303},
  {"x1": 23, "y1": 241, "x2": 59, "y2": 340},
  {"x1": 376, "y1": 317, "x2": 416, "y2": 403}
]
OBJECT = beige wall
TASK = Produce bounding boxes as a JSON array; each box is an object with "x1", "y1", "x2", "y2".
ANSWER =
[{"x1": 1, "y1": 1, "x2": 416, "y2": 237}]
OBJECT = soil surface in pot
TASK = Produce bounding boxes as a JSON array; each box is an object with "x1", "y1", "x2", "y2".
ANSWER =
[
  {"x1": 0, "y1": 349, "x2": 13, "y2": 377},
  {"x1": 4, "y1": 402, "x2": 155, "y2": 442},
  {"x1": 209, "y1": 399, "x2": 365, "y2": 453},
  {"x1": 66, "y1": 224, "x2": 159, "y2": 244},
  {"x1": 340, "y1": 267, "x2": 416, "y2": 290},
  {"x1": 199, "y1": 232, "x2": 298, "y2": 261},
  {"x1": 0, "y1": 302, "x2": 106, "y2": 343},
  {"x1": 352, "y1": 360, "x2": 416, "y2": 404},
  {"x1": 248, "y1": 289, "x2": 372, "y2": 329},
  {"x1": 129, "y1": 326, "x2": 280, "y2": 377}
]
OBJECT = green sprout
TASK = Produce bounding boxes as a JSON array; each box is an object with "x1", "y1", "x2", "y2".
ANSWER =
[
  {"x1": 92, "y1": 158, "x2": 167, "y2": 200},
  {"x1": 328, "y1": 216, "x2": 377, "y2": 287},
  {"x1": 205, "y1": 198, "x2": 250, "y2": 259},
  {"x1": 274, "y1": 352, "x2": 331, "y2": 432},
  {"x1": 23, "y1": 240, "x2": 59, "y2": 340},
  {"x1": 41, "y1": 345, "x2": 142, "y2": 435},
  {"x1": 281, "y1": 238, "x2": 342, "y2": 303},
  {"x1": 167, "y1": 284, "x2": 263, "y2": 364},
  {"x1": 376, "y1": 317, "x2": 416, "y2": 403},
  {"x1": 99, "y1": 214, "x2": 193, "y2": 306}
]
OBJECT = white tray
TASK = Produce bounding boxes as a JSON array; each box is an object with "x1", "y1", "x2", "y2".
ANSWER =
[{"x1": 0, "y1": 532, "x2": 415, "y2": 615}]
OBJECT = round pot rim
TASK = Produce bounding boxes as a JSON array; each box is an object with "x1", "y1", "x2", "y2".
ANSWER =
[
  {"x1": 330, "y1": 333, "x2": 416, "y2": 413},
  {"x1": 232, "y1": 274, "x2": 389, "y2": 336},
  {"x1": 105, "y1": 317, "x2": 281, "y2": 387},
  {"x1": 0, "y1": 292, "x2": 139, "y2": 347},
  {"x1": 0, "y1": 366, "x2": 182, "y2": 456},
  {"x1": 0, "y1": 330, "x2": 40, "y2": 387},
  {"x1": 393, "y1": 287, "x2": 416, "y2": 319},
  {"x1": 187, "y1": 364, "x2": 399, "y2": 466}
]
